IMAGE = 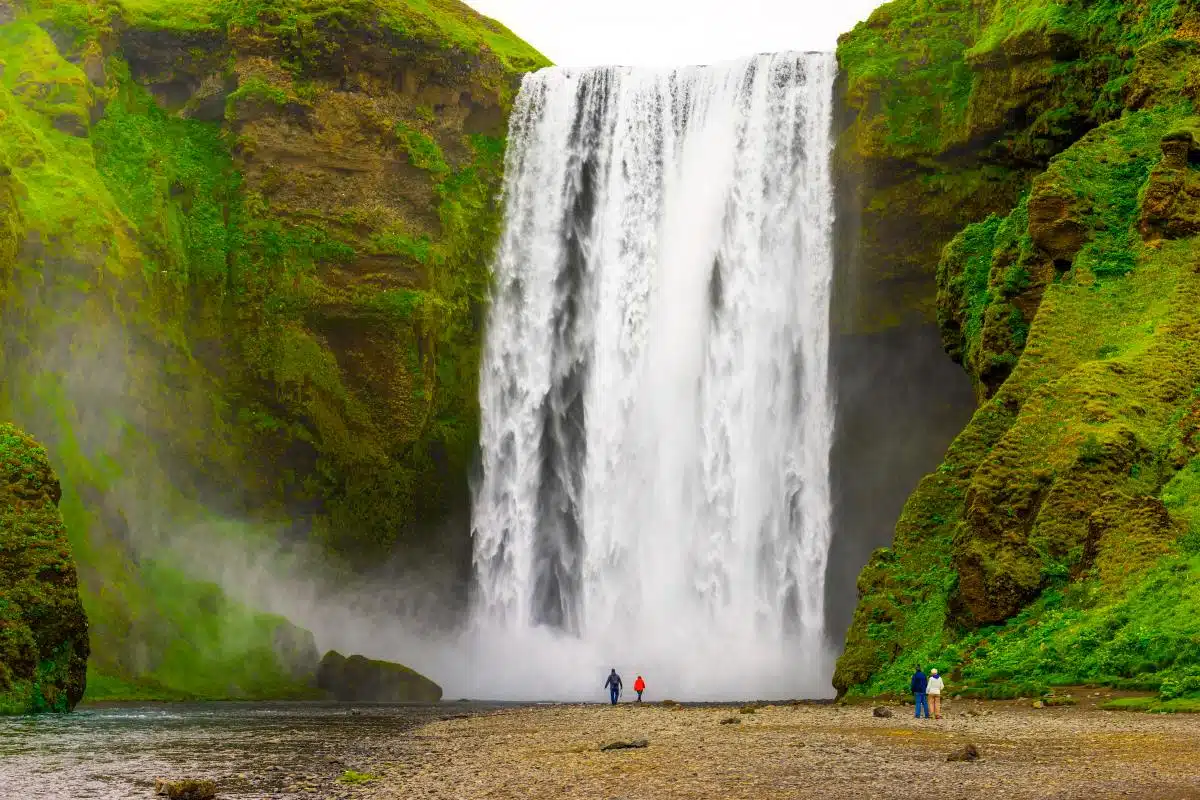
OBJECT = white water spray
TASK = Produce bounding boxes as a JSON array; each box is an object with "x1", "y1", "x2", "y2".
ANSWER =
[{"x1": 464, "y1": 52, "x2": 837, "y2": 700}]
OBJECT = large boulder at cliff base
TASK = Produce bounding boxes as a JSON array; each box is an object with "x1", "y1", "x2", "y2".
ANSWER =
[
  {"x1": 316, "y1": 650, "x2": 442, "y2": 703},
  {"x1": 0, "y1": 424, "x2": 89, "y2": 715}
]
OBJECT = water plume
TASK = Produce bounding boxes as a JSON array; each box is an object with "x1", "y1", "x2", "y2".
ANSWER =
[{"x1": 465, "y1": 52, "x2": 838, "y2": 700}]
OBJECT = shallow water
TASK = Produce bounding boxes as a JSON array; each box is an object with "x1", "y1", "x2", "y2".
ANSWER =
[{"x1": 0, "y1": 702, "x2": 497, "y2": 799}]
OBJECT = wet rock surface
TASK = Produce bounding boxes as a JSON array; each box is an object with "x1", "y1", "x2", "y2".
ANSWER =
[{"x1": 378, "y1": 701, "x2": 1200, "y2": 799}]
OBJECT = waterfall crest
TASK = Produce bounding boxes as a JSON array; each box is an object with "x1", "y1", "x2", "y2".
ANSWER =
[{"x1": 469, "y1": 52, "x2": 837, "y2": 699}]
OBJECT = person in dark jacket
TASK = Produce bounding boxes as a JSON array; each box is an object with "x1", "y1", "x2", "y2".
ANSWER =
[
  {"x1": 604, "y1": 669, "x2": 622, "y2": 705},
  {"x1": 910, "y1": 666, "x2": 930, "y2": 719}
]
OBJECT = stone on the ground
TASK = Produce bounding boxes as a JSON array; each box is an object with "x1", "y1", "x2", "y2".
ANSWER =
[
  {"x1": 947, "y1": 744, "x2": 980, "y2": 762},
  {"x1": 873, "y1": 706, "x2": 893, "y2": 718},
  {"x1": 154, "y1": 778, "x2": 217, "y2": 799},
  {"x1": 601, "y1": 739, "x2": 649, "y2": 751},
  {"x1": 720, "y1": 716, "x2": 741, "y2": 725},
  {"x1": 316, "y1": 651, "x2": 442, "y2": 703}
]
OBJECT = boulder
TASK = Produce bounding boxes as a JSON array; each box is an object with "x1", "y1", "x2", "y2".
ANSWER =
[
  {"x1": 947, "y1": 743, "x2": 980, "y2": 762},
  {"x1": 719, "y1": 716, "x2": 741, "y2": 725},
  {"x1": 872, "y1": 706, "x2": 894, "y2": 718},
  {"x1": 316, "y1": 651, "x2": 442, "y2": 703},
  {"x1": 154, "y1": 778, "x2": 217, "y2": 799},
  {"x1": 0, "y1": 424, "x2": 89, "y2": 715}
]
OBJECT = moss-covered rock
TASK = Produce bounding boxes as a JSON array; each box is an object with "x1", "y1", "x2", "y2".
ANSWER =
[
  {"x1": 0, "y1": 0, "x2": 545, "y2": 699},
  {"x1": 316, "y1": 649, "x2": 441, "y2": 702},
  {"x1": 835, "y1": 0, "x2": 1184, "y2": 333},
  {"x1": 836, "y1": 0, "x2": 1200, "y2": 698},
  {"x1": 0, "y1": 423, "x2": 89, "y2": 715}
]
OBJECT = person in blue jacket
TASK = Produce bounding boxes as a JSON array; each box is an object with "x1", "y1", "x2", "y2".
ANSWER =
[
  {"x1": 910, "y1": 665, "x2": 930, "y2": 719},
  {"x1": 604, "y1": 669, "x2": 622, "y2": 705}
]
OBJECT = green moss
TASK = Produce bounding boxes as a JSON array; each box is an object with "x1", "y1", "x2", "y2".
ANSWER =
[
  {"x1": 226, "y1": 77, "x2": 290, "y2": 119},
  {"x1": 1, "y1": 0, "x2": 534, "y2": 699},
  {"x1": 338, "y1": 770, "x2": 379, "y2": 785},
  {"x1": 396, "y1": 122, "x2": 451, "y2": 176},
  {"x1": 36, "y1": 0, "x2": 550, "y2": 73},
  {"x1": 0, "y1": 424, "x2": 90, "y2": 715},
  {"x1": 839, "y1": 105, "x2": 1200, "y2": 695},
  {"x1": 835, "y1": 0, "x2": 1188, "y2": 332}
]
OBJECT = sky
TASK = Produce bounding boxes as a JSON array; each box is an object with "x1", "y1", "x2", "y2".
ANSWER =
[{"x1": 464, "y1": 0, "x2": 887, "y2": 67}]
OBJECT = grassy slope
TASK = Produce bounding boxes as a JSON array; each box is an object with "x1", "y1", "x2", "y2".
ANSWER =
[
  {"x1": 835, "y1": 0, "x2": 1200, "y2": 708},
  {"x1": 48, "y1": 0, "x2": 549, "y2": 72},
  {"x1": 0, "y1": 0, "x2": 545, "y2": 701}
]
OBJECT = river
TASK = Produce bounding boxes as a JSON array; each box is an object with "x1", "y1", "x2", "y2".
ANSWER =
[{"x1": 0, "y1": 702, "x2": 502, "y2": 799}]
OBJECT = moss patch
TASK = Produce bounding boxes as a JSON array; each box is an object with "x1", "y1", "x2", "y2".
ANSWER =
[{"x1": 0, "y1": 424, "x2": 89, "y2": 715}]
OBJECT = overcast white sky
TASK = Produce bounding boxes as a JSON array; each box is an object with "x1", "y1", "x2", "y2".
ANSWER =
[{"x1": 464, "y1": 0, "x2": 886, "y2": 67}]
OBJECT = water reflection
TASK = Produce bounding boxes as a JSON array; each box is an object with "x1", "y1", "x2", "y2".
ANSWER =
[{"x1": 0, "y1": 702, "x2": 488, "y2": 799}]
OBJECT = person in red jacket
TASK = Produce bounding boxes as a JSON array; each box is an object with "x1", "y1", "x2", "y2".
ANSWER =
[{"x1": 633, "y1": 675, "x2": 646, "y2": 702}]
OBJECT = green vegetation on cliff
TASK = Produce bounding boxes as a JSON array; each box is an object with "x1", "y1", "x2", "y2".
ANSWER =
[
  {"x1": 0, "y1": 0, "x2": 545, "y2": 699},
  {"x1": 834, "y1": 0, "x2": 1181, "y2": 331},
  {"x1": 0, "y1": 424, "x2": 89, "y2": 714},
  {"x1": 836, "y1": 0, "x2": 1200, "y2": 705}
]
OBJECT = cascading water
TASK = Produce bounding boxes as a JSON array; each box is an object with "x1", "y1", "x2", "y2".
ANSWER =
[{"x1": 466, "y1": 52, "x2": 837, "y2": 700}]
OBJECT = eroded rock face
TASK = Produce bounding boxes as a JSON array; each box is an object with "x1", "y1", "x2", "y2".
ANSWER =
[
  {"x1": 0, "y1": 1, "x2": 545, "y2": 699},
  {"x1": 0, "y1": 424, "x2": 89, "y2": 714},
  {"x1": 316, "y1": 650, "x2": 442, "y2": 703},
  {"x1": 835, "y1": 0, "x2": 1200, "y2": 698},
  {"x1": 1140, "y1": 131, "x2": 1200, "y2": 240}
]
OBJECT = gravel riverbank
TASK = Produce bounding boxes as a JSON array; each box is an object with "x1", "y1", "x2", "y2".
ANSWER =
[{"x1": 372, "y1": 699, "x2": 1200, "y2": 800}]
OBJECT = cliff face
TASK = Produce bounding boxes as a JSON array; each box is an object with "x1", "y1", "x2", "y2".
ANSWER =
[
  {"x1": 835, "y1": 0, "x2": 1200, "y2": 705},
  {"x1": 0, "y1": 0, "x2": 545, "y2": 698},
  {"x1": 0, "y1": 423, "x2": 89, "y2": 714}
]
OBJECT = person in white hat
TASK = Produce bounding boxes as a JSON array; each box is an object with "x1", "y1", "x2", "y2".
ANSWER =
[{"x1": 927, "y1": 668, "x2": 945, "y2": 719}]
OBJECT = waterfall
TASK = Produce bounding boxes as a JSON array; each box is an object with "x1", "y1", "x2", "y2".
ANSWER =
[{"x1": 468, "y1": 52, "x2": 837, "y2": 700}]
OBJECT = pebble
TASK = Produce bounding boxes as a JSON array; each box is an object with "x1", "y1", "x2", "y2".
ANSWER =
[{"x1": 365, "y1": 703, "x2": 1200, "y2": 799}]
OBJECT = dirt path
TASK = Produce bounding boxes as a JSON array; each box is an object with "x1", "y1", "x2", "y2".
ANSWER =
[{"x1": 370, "y1": 700, "x2": 1200, "y2": 800}]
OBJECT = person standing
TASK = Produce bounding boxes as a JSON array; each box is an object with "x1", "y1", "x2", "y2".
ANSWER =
[
  {"x1": 604, "y1": 668, "x2": 623, "y2": 706},
  {"x1": 910, "y1": 665, "x2": 930, "y2": 719},
  {"x1": 927, "y1": 668, "x2": 945, "y2": 719},
  {"x1": 633, "y1": 675, "x2": 646, "y2": 702}
]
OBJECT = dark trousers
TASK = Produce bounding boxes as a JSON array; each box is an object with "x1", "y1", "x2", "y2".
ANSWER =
[
  {"x1": 914, "y1": 692, "x2": 930, "y2": 718},
  {"x1": 636, "y1": 690, "x2": 643, "y2": 702},
  {"x1": 610, "y1": 687, "x2": 619, "y2": 705}
]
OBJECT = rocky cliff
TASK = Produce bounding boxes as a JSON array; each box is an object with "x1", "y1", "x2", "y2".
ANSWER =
[
  {"x1": 0, "y1": 423, "x2": 89, "y2": 714},
  {"x1": 835, "y1": 0, "x2": 1200, "y2": 707},
  {"x1": 0, "y1": 0, "x2": 546, "y2": 699}
]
